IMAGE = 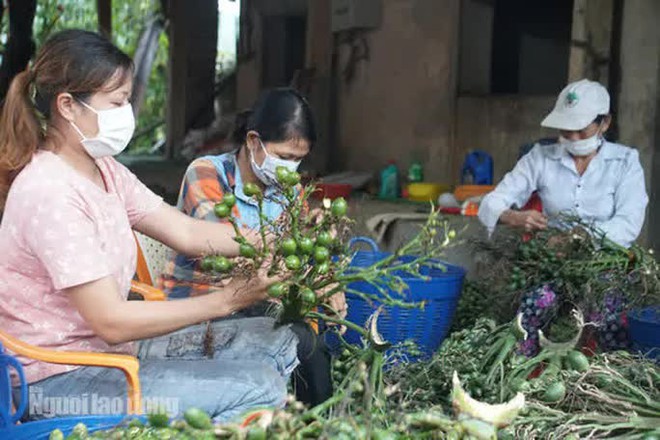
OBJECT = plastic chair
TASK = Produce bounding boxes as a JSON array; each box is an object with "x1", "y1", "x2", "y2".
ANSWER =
[
  {"x1": 134, "y1": 231, "x2": 172, "y2": 288},
  {"x1": 131, "y1": 231, "x2": 169, "y2": 301},
  {"x1": 0, "y1": 333, "x2": 142, "y2": 416},
  {"x1": 0, "y1": 341, "x2": 142, "y2": 439},
  {"x1": 0, "y1": 231, "x2": 174, "y2": 422}
]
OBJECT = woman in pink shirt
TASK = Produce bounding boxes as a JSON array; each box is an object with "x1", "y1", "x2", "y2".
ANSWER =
[{"x1": 0, "y1": 30, "x2": 298, "y2": 421}]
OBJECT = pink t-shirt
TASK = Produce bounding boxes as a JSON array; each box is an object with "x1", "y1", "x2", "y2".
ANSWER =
[{"x1": 0, "y1": 151, "x2": 162, "y2": 384}]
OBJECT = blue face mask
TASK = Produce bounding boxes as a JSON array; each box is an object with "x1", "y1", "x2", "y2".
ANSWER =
[{"x1": 250, "y1": 139, "x2": 301, "y2": 186}]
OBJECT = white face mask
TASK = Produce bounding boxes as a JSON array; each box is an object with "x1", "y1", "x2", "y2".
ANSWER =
[
  {"x1": 560, "y1": 129, "x2": 603, "y2": 157},
  {"x1": 250, "y1": 139, "x2": 301, "y2": 186},
  {"x1": 70, "y1": 101, "x2": 135, "y2": 158}
]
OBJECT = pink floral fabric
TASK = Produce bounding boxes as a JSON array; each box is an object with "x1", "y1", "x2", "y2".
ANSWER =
[{"x1": 0, "y1": 151, "x2": 162, "y2": 384}]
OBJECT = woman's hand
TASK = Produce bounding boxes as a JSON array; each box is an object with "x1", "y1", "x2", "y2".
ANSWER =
[
  {"x1": 215, "y1": 266, "x2": 284, "y2": 313},
  {"x1": 305, "y1": 207, "x2": 339, "y2": 239},
  {"x1": 68, "y1": 273, "x2": 280, "y2": 345},
  {"x1": 500, "y1": 209, "x2": 548, "y2": 231},
  {"x1": 327, "y1": 293, "x2": 347, "y2": 333},
  {"x1": 325, "y1": 291, "x2": 347, "y2": 320},
  {"x1": 317, "y1": 285, "x2": 347, "y2": 334}
]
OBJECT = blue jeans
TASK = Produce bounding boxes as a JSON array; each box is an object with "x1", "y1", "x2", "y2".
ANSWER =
[{"x1": 18, "y1": 317, "x2": 299, "y2": 423}]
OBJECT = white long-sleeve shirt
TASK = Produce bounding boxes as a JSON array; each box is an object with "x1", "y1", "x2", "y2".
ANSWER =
[{"x1": 478, "y1": 141, "x2": 648, "y2": 248}]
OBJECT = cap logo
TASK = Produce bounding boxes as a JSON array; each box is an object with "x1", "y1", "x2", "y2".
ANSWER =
[{"x1": 566, "y1": 91, "x2": 579, "y2": 108}]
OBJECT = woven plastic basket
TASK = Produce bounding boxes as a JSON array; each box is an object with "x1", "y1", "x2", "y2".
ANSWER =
[{"x1": 327, "y1": 237, "x2": 465, "y2": 359}]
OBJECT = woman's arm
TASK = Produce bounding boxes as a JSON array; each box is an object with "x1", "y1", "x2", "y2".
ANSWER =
[
  {"x1": 133, "y1": 204, "x2": 260, "y2": 257},
  {"x1": 593, "y1": 149, "x2": 648, "y2": 247},
  {"x1": 478, "y1": 145, "x2": 545, "y2": 233},
  {"x1": 133, "y1": 159, "x2": 261, "y2": 257},
  {"x1": 67, "y1": 273, "x2": 272, "y2": 345}
]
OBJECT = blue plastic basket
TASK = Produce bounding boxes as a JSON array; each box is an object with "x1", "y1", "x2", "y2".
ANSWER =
[
  {"x1": 0, "y1": 415, "x2": 146, "y2": 440},
  {"x1": 628, "y1": 306, "x2": 660, "y2": 359},
  {"x1": 327, "y1": 237, "x2": 465, "y2": 359},
  {"x1": 1, "y1": 342, "x2": 28, "y2": 430}
]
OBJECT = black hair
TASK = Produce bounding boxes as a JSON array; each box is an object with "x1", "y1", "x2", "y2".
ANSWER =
[
  {"x1": 593, "y1": 114, "x2": 608, "y2": 125},
  {"x1": 231, "y1": 88, "x2": 317, "y2": 148}
]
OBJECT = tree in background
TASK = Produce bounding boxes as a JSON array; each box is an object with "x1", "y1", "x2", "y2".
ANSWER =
[{"x1": 0, "y1": 1, "x2": 37, "y2": 103}]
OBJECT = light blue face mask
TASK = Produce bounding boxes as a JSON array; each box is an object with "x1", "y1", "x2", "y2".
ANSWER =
[{"x1": 250, "y1": 139, "x2": 301, "y2": 186}]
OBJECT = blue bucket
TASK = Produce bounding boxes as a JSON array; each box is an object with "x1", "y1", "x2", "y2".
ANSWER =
[
  {"x1": 628, "y1": 306, "x2": 660, "y2": 359},
  {"x1": 327, "y1": 237, "x2": 465, "y2": 359}
]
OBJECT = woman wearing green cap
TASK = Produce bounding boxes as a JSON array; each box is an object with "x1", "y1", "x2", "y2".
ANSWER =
[{"x1": 478, "y1": 79, "x2": 648, "y2": 248}]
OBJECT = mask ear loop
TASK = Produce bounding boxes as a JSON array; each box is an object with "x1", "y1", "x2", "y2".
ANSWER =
[
  {"x1": 595, "y1": 120, "x2": 606, "y2": 150},
  {"x1": 69, "y1": 120, "x2": 87, "y2": 141},
  {"x1": 257, "y1": 137, "x2": 271, "y2": 157},
  {"x1": 76, "y1": 98, "x2": 98, "y2": 114},
  {"x1": 69, "y1": 98, "x2": 102, "y2": 142},
  {"x1": 68, "y1": 100, "x2": 88, "y2": 141},
  {"x1": 246, "y1": 135, "x2": 263, "y2": 170}
]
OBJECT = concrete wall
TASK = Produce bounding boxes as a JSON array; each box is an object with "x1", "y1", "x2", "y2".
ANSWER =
[
  {"x1": 458, "y1": 0, "x2": 494, "y2": 95},
  {"x1": 454, "y1": 96, "x2": 556, "y2": 181},
  {"x1": 231, "y1": 0, "x2": 660, "y2": 241},
  {"x1": 303, "y1": 0, "x2": 334, "y2": 174},
  {"x1": 236, "y1": 1, "x2": 263, "y2": 109},
  {"x1": 334, "y1": 0, "x2": 460, "y2": 183},
  {"x1": 617, "y1": 0, "x2": 660, "y2": 248}
]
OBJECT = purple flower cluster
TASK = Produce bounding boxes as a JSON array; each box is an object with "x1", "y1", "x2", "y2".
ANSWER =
[
  {"x1": 517, "y1": 285, "x2": 558, "y2": 357},
  {"x1": 596, "y1": 292, "x2": 630, "y2": 351}
]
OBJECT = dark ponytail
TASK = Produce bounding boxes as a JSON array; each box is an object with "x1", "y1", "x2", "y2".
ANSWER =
[
  {"x1": 231, "y1": 109, "x2": 254, "y2": 146},
  {"x1": 233, "y1": 88, "x2": 317, "y2": 148}
]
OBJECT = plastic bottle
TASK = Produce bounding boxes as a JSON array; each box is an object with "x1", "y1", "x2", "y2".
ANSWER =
[
  {"x1": 407, "y1": 160, "x2": 424, "y2": 183},
  {"x1": 379, "y1": 160, "x2": 400, "y2": 199}
]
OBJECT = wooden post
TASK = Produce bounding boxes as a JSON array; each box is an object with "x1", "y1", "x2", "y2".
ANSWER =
[
  {"x1": 97, "y1": 0, "x2": 112, "y2": 39},
  {"x1": 302, "y1": 0, "x2": 333, "y2": 174},
  {"x1": 568, "y1": 0, "x2": 614, "y2": 84},
  {"x1": 165, "y1": 0, "x2": 187, "y2": 159},
  {"x1": 165, "y1": 0, "x2": 218, "y2": 159}
]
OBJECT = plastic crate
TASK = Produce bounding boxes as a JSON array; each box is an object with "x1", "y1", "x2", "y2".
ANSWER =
[
  {"x1": 628, "y1": 306, "x2": 660, "y2": 359},
  {"x1": 327, "y1": 237, "x2": 465, "y2": 359}
]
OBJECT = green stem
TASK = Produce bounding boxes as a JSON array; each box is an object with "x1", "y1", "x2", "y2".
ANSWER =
[
  {"x1": 307, "y1": 311, "x2": 369, "y2": 338},
  {"x1": 228, "y1": 217, "x2": 245, "y2": 244},
  {"x1": 369, "y1": 352, "x2": 384, "y2": 400},
  {"x1": 302, "y1": 391, "x2": 347, "y2": 421},
  {"x1": 485, "y1": 334, "x2": 517, "y2": 383},
  {"x1": 256, "y1": 197, "x2": 269, "y2": 254}
]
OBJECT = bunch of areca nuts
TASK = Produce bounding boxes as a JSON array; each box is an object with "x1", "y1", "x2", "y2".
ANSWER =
[{"x1": 199, "y1": 166, "x2": 350, "y2": 321}]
